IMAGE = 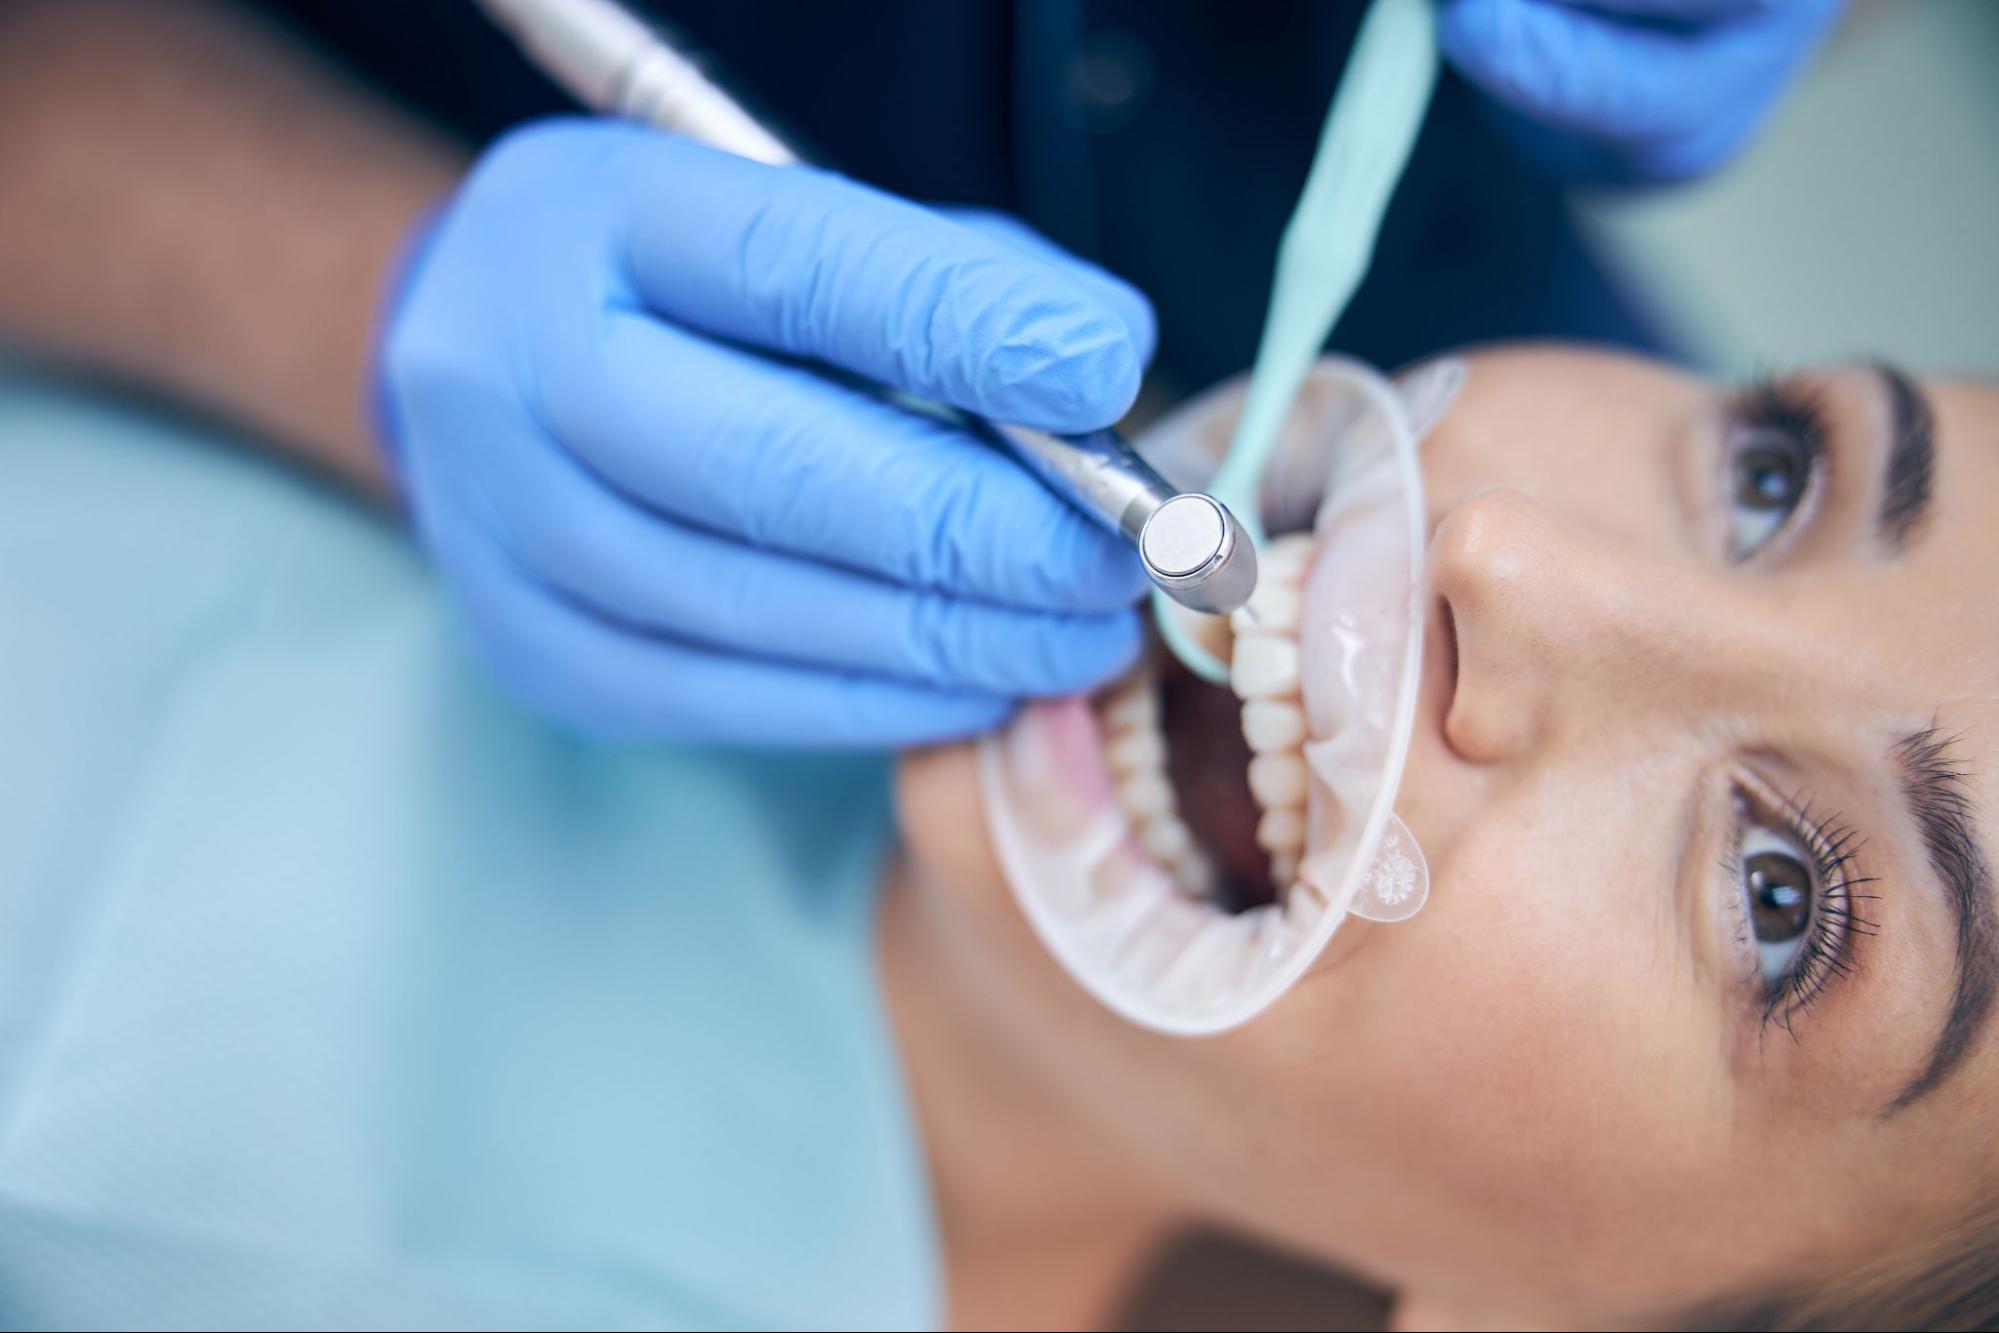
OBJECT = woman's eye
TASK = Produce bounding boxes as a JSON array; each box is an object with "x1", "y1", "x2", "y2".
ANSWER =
[
  {"x1": 1724, "y1": 379, "x2": 1828, "y2": 563},
  {"x1": 1739, "y1": 821, "x2": 1815, "y2": 985},
  {"x1": 1727, "y1": 426, "x2": 1814, "y2": 560},
  {"x1": 1729, "y1": 790, "x2": 1869, "y2": 1033}
]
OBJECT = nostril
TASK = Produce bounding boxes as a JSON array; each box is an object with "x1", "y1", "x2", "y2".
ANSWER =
[
  {"x1": 1432, "y1": 591, "x2": 1481, "y2": 763},
  {"x1": 1425, "y1": 487, "x2": 1572, "y2": 764},
  {"x1": 1437, "y1": 594, "x2": 1460, "y2": 716}
]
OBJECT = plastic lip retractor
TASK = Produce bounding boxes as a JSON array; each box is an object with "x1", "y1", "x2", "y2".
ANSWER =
[{"x1": 978, "y1": 356, "x2": 1445, "y2": 1037}]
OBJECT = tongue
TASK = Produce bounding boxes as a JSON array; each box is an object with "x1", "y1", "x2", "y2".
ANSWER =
[{"x1": 1158, "y1": 660, "x2": 1274, "y2": 909}]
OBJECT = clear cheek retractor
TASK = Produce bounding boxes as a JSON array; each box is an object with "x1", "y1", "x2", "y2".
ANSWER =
[
  {"x1": 973, "y1": 0, "x2": 1444, "y2": 1036},
  {"x1": 978, "y1": 355, "x2": 1457, "y2": 1035}
]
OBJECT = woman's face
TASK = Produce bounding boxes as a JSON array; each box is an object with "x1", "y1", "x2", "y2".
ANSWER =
[{"x1": 894, "y1": 346, "x2": 1999, "y2": 1324}]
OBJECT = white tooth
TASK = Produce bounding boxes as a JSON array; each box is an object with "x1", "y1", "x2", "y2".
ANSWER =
[
  {"x1": 1289, "y1": 866, "x2": 1332, "y2": 909},
  {"x1": 1240, "y1": 699, "x2": 1306, "y2": 752},
  {"x1": 1247, "y1": 752, "x2": 1308, "y2": 807},
  {"x1": 1257, "y1": 533, "x2": 1316, "y2": 584},
  {"x1": 1116, "y1": 770, "x2": 1173, "y2": 820},
  {"x1": 1105, "y1": 727, "x2": 1166, "y2": 774},
  {"x1": 1229, "y1": 582, "x2": 1301, "y2": 636},
  {"x1": 1256, "y1": 806, "x2": 1307, "y2": 853},
  {"x1": 1269, "y1": 852, "x2": 1300, "y2": 889},
  {"x1": 1168, "y1": 600, "x2": 1234, "y2": 663},
  {"x1": 1100, "y1": 680, "x2": 1157, "y2": 729},
  {"x1": 1284, "y1": 870, "x2": 1333, "y2": 932},
  {"x1": 1175, "y1": 848, "x2": 1218, "y2": 895},
  {"x1": 1141, "y1": 815, "x2": 1192, "y2": 863},
  {"x1": 1229, "y1": 633, "x2": 1300, "y2": 700}
]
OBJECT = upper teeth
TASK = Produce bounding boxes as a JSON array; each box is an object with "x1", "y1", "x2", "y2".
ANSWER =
[
  {"x1": 1240, "y1": 699, "x2": 1306, "y2": 751},
  {"x1": 1254, "y1": 535, "x2": 1313, "y2": 584},
  {"x1": 1233, "y1": 581, "x2": 1301, "y2": 634},
  {"x1": 1230, "y1": 635, "x2": 1299, "y2": 699},
  {"x1": 1096, "y1": 531, "x2": 1319, "y2": 902},
  {"x1": 1230, "y1": 532, "x2": 1318, "y2": 890},
  {"x1": 1247, "y1": 751, "x2": 1307, "y2": 806}
]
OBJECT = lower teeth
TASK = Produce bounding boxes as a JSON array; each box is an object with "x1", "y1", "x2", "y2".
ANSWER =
[{"x1": 1098, "y1": 667, "x2": 1220, "y2": 898}]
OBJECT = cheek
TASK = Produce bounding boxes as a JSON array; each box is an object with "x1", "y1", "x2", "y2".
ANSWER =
[
  {"x1": 1280, "y1": 775, "x2": 1736, "y2": 1292},
  {"x1": 1420, "y1": 352, "x2": 1694, "y2": 560},
  {"x1": 1361, "y1": 822, "x2": 1679, "y2": 1154}
]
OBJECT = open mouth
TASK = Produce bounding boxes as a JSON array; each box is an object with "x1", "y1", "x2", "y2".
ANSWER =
[
  {"x1": 1096, "y1": 531, "x2": 1319, "y2": 916},
  {"x1": 979, "y1": 355, "x2": 1448, "y2": 1034}
]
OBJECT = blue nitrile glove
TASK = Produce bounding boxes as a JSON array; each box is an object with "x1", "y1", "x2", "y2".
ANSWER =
[
  {"x1": 378, "y1": 119, "x2": 1156, "y2": 747},
  {"x1": 1439, "y1": 0, "x2": 1847, "y2": 184}
]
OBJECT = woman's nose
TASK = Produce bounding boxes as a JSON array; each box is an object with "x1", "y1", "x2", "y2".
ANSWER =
[{"x1": 1428, "y1": 487, "x2": 1709, "y2": 765}]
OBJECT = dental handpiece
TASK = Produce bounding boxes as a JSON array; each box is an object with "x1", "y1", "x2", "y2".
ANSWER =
[{"x1": 474, "y1": 0, "x2": 1258, "y2": 615}]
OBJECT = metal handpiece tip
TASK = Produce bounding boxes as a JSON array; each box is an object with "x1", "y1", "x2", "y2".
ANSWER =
[{"x1": 1139, "y1": 495, "x2": 1259, "y2": 615}]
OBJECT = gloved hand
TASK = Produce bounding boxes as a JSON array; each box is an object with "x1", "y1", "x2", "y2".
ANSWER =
[
  {"x1": 1439, "y1": 0, "x2": 1847, "y2": 184},
  {"x1": 378, "y1": 119, "x2": 1155, "y2": 747}
]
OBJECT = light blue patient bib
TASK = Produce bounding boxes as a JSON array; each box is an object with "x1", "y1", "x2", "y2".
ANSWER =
[{"x1": 0, "y1": 381, "x2": 939, "y2": 1330}]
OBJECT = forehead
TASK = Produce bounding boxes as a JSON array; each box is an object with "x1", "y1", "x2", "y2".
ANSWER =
[
  {"x1": 1838, "y1": 378, "x2": 1999, "y2": 1116},
  {"x1": 1888, "y1": 379, "x2": 1999, "y2": 706},
  {"x1": 1911, "y1": 375, "x2": 1999, "y2": 836},
  {"x1": 1925, "y1": 378, "x2": 1999, "y2": 538}
]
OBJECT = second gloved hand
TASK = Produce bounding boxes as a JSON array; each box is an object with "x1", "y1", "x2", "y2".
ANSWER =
[
  {"x1": 1440, "y1": 0, "x2": 1847, "y2": 184},
  {"x1": 379, "y1": 119, "x2": 1156, "y2": 746}
]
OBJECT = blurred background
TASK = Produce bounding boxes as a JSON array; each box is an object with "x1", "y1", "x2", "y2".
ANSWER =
[{"x1": 1575, "y1": 0, "x2": 1999, "y2": 377}]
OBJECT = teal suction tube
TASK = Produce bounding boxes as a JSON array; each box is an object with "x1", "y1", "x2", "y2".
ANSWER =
[{"x1": 1156, "y1": 0, "x2": 1439, "y2": 683}]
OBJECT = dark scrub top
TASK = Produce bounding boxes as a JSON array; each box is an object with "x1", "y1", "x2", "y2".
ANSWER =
[{"x1": 252, "y1": 0, "x2": 1670, "y2": 392}]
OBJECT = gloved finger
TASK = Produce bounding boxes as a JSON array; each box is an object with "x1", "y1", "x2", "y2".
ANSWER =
[
  {"x1": 609, "y1": 129, "x2": 1146, "y2": 433},
  {"x1": 438, "y1": 507, "x2": 1016, "y2": 747},
  {"x1": 543, "y1": 307, "x2": 1150, "y2": 613},
  {"x1": 486, "y1": 433, "x2": 1143, "y2": 695},
  {"x1": 1550, "y1": 0, "x2": 1774, "y2": 21},
  {"x1": 938, "y1": 207, "x2": 1158, "y2": 369},
  {"x1": 1440, "y1": 0, "x2": 1840, "y2": 175}
]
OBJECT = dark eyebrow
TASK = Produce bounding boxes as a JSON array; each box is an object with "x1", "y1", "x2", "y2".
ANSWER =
[
  {"x1": 1887, "y1": 728, "x2": 1996, "y2": 1111},
  {"x1": 1874, "y1": 362, "x2": 1934, "y2": 552}
]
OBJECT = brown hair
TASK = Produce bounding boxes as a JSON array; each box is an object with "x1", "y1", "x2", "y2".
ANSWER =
[{"x1": 1687, "y1": 1214, "x2": 1999, "y2": 1332}]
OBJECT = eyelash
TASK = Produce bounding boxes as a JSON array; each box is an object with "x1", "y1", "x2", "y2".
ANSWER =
[
  {"x1": 1726, "y1": 377, "x2": 1832, "y2": 562},
  {"x1": 1736, "y1": 792, "x2": 1880, "y2": 1038},
  {"x1": 1738, "y1": 376, "x2": 1829, "y2": 442}
]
